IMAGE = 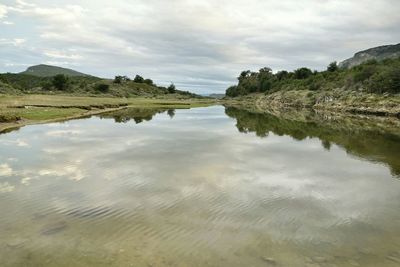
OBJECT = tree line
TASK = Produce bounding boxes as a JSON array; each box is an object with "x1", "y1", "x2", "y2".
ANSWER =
[{"x1": 226, "y1": 58, "x2": 400, "y2": 97}]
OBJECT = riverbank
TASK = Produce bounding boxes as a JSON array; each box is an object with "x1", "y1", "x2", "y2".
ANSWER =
[
  {"x1": 0, "y1": 94, "x2": 217, "y2": 133},
  {"x1": 224, "y1": 89, "x2": 400, "y2": 117}
]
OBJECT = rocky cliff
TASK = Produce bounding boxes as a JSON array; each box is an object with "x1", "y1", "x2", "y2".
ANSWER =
[{"x1": 339, "y1": 43, "x2": 400, "y2": 69}]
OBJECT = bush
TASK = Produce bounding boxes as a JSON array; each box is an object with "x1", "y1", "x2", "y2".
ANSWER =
[
  {"x1": 368, "y1": 68, "x2": 400, "y2": 94},
  {"x1": 94, "y1": 83, "x2": 110, "y2": 93},
  {"x1": 144, "y1": 79, "x2": 153, "y2": 85},
  {"x1": 353, "y1": 65, "x2": 377, "y2": 83}
]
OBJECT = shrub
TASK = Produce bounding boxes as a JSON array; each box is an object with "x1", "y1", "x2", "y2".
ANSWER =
[
  {"x1": 353, "y1": 65, "x2": 377, "y2": 83},
  {"x1": 144, "y1": 79, "x2": 153, "y2": 85},
  {"x1": 368, "y1": 68, "x2": 400, "y2": 94},
  {"x1": 94, "y1": 83, "x2": 110, "y2": 93}
]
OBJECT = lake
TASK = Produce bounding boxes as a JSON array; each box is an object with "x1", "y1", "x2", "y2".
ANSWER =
[{"x1": 1, "y1": 106, "x2": 400, "y2": 267}]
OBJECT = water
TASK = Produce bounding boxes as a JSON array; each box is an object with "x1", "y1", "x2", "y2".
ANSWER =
[{"x1": 1, "y1": 106, "x2": 400, "y2": 267}]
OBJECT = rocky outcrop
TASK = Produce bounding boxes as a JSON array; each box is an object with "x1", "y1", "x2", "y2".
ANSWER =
[{"x1": 339, "y1": 43, "x2": 400, "y2": 69}]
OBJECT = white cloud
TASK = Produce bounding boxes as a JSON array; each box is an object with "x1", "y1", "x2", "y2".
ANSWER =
[
  {"x1": 4, "y1": 62, "x2": 30, "y2": 67},
  {"x1": 3, "y1": 20, "x2": 14, "y2": 25},
  {"x1": 44, "y1": 50, "x2": 82, "y2": 60},
  {"x1": 0, "y1": 4, "x2": 8, "y2": 19}
]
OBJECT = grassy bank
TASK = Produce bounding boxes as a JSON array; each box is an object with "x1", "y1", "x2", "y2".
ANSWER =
[{"x1": 0, "y1": 94, "x2": 217, "y2": 133}]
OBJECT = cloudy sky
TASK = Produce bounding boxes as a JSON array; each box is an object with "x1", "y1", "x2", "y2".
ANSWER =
[{"x1": 0, "y1": 0, "x2": 399, "y2": 93}]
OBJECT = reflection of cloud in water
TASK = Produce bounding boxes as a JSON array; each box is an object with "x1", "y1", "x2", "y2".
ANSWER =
[
  {"x1": 0, "y1": 138, "x2": 29, "y2": 147},
  {"x1": 0, "y1": 106, "x2": 399, "y2": 254},
  {"x1": 39, "y1": 163, "x2": 85, "y2": 181},
  {"x1": 0, "y1": 182, "x2": 15, "y2": 193},
  {"x1": 0, "y1": 163, "x2": 13, "y2": 176},
  {"x1": 45, "y1": 130, "x2": 83, "y2": 137},
  {"x1": 21, "y1": 177, "x2": 33, "y2": 185}
]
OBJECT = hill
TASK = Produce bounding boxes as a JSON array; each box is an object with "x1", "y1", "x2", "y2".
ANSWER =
[
  {"x1": 20, "y1": 64, "x2": 90, "y2": 77},
  {"x1": 339, "y1": 43, "x2": 400, "y2": 69},
  {"x1": 0, "y1": 71, "x2": 203, "y2": 99}
]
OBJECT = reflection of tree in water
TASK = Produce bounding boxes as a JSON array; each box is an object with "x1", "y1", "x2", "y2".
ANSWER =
[
  {"x1": 225, "y1": 106, "x2": 400, "y2": 177},
  {"x1": 101, "y1": 108, "x2": 176, "y2": 124},
  {"x1": 167, "y1": 109, "x2": 175, "y2": 118}
]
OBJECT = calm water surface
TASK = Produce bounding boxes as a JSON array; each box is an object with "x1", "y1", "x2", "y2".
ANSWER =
[{"x1": 1, "y1": 106, "x2": 400, "y2": 267}]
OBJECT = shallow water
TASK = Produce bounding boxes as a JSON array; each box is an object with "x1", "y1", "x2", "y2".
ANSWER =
[{"x1": 1, "y1": 106, "x2": 400, "y2": 267}]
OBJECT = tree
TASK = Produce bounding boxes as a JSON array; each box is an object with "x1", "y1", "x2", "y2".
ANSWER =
[
  {"x1": 327, "y1": 61, "x2": 338, "y2": 72},
  {"x1": 114, "y1": 75, "x2": 130, "y2": 83},
  {"x1": 133, "y1": 75, "x2": 144, "y2": 83},
  {"x1": 114, "y1": 76, "x2": 123, "y2": 84},
  {"x1": 259, "y1": 67, "x2": 272, "y2": 74},
  {"x1": 238, "y1": 70, "x2": 251, "y2": 82},
  {"x1": 167, "y1": 83, "x2": 176, "y2": 93},
  {"x1": 294, "y1": 67, "x2": 313, "y2": 79},
  {"x1": 52, "y1": 74, "x2": 69, "y2": 90},
  {"x1": 226, "y1": 85, "x2": 239, "y2": 97},
  {"x1": 275, "y1": 70, "x2": 289, "y2": 81},
  {"x1": 258, "y1": 67, "x2": 274, "y2": 92},
  {"x1": 167, "y1": 109, "x2": 175, "y2": 118}
]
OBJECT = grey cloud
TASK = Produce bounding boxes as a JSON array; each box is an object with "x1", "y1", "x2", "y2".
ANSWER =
[{"x1": 0, "y1": 0, "x2": 399, "y2": 93}]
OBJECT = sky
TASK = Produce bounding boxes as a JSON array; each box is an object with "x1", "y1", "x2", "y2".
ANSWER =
[{"x1": 0, "y1": 0, "x2": 399, "y2": 93}]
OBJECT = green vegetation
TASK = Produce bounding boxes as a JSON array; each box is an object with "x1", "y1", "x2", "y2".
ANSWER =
[
  {"x1": 226, "y1": 57, "x2": 400, "y2": 97},
  {"x1": 52, "y1": 74, "x2": 70, "y2": 91},
  {"x1": 0, "y1": 71, "x2": 201, "y2": 99}
]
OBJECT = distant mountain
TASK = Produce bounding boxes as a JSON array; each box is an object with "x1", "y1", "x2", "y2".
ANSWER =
[
  {"x1": 339, "y1": 43, "x2": 400, "y2": 69},
  {"x1": 20, "y1": 64, "x2": 90, "y2": 77},
  {"x1": 208, "y1": 93, "x2": 225, "y2": 99}
]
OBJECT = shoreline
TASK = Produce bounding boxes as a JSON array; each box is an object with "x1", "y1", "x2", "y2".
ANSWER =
[
  {"x1": 0, "y1": 95, "x2": 218, "y2": 134},
  {"x1": 223, "y1": 89, "x2": 400, "y2": 118},
  {"x1": 0, "y1": 106, "x2": 128, "y2": 134}
]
